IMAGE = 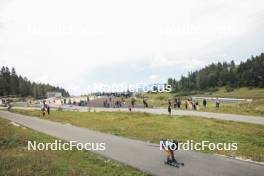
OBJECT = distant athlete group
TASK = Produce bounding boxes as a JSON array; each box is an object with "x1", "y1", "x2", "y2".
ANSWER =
[
  {"x1": 101, "y1": 96, "x2": 221, "y2": 115},
  {"x1": 168, "y1": 97, "x2": 221, "y2": 115}
]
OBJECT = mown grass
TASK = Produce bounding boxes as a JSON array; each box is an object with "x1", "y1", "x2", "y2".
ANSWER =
[
  {"x1": 0, "y1": 117, "x2": 149, "y2": 176},
  {"x1": 11, "y1": 109, "x2": 264, "y2": 162},
  {"x1": 195, "y1": 87, "x2": 264, "y2": 99}
]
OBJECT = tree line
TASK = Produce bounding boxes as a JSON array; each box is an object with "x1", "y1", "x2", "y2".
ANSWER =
[
  {"x1": 168, "y1": 53, "x2": 264, "y2": 92},
  {"x1": 0, "y1": 66, "x2": 70, "y2": 98}
]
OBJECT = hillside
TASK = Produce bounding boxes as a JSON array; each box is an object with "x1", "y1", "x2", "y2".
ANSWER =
[{"x1": 168, "y1": 53, "x2": 264, "y2": 92}]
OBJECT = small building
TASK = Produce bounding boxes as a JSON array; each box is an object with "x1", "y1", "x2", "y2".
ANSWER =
[{"x1": 46, "y1": 92, "x2": 62, "y2": 98}]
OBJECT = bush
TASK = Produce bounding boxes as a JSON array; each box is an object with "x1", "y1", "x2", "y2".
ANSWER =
[
  {"x1": 208, "y1": 87, "x2": 219, "y2": 92},
  {"x1": 225, "y1": 86, "x2": 234, "y2": 92}
]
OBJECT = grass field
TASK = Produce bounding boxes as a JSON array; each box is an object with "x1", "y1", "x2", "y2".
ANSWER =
[
  {"x1": 194, "y1": 87, "x2": 264, "y2": 99},
  {"x1": 11, "y1": 109, "x2": 264, "y2": 162},
  {"x1": 116, "y1": 87, "x2": 264, "y2": 116},
  {"x1": 0, "y1": 117, "x2": 149, "y2": 176}
]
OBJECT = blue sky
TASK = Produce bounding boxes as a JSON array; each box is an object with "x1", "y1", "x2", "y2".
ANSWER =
[{"x1": 0, "y1": 0, "x2": 263, "y2": 95}]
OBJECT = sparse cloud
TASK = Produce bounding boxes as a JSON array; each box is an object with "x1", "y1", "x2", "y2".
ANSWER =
[{"x1": 0, "y1": 0, "x2": 263, "y2": 95}]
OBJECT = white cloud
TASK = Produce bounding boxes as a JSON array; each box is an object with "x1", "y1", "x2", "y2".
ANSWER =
[
  {"x1": 149, "y1": 74, "x2": 158, "y2": 81},
  {"x1": 0, "y1": 0, "x2": 263, "y2": 95}
]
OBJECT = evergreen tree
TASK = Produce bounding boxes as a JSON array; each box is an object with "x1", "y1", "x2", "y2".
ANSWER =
[{"x1": 0, "y1": 67, "x2": 70, "y2": 98}]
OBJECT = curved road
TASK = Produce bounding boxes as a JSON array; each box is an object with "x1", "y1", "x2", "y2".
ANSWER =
[
  {"x1": 4, "y1": 104, "x2": 264, "y2": 125},
  {"x1": 63, "y1": 105, "x2": 264, "y2": 125},
  {"x1": 0, "y1": 110, "x2": 263, "y2": 176}
]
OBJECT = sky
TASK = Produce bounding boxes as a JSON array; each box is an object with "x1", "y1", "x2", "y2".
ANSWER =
[{"x1": 0, "y1": 0, "x2": 263, "y2": 95}]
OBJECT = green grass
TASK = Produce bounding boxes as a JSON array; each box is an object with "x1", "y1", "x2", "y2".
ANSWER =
[
  {"x1": 195, "y1": 87, "x2": 264, "y2": 99},
  {"x1": 11, "y1": 109, "x2": 264, "y2": 162},
  {"x1": 0, "y1": 117, "x2": 149, "y2": 176}
]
